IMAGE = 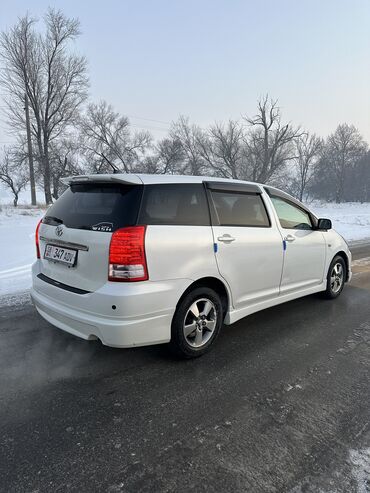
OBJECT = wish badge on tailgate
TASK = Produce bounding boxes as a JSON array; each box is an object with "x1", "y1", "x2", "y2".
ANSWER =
[{"x1": 92, "y1": 222, "x2": 113, "y2": 232}]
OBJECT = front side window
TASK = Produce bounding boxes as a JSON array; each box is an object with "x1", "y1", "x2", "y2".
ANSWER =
[
  {"x1": 138, "y1": 184, "x2": 210, "y2": 226},
  {"x1": 210, "y1": 191, "x2": 270, "y2": 227},
  {"x1": 271, "y1": 196, "x2": 312, "y2": 230}
]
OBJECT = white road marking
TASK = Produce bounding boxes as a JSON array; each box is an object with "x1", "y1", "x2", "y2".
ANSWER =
[
  {"x1": 0, "y1": 264, "x2": 32, "y2": 279},
  {"x1": 352, "y1": 257, "x2": 370, "y2": 267}
]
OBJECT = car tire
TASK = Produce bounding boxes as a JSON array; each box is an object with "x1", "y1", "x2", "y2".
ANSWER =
[
  {"x1": 323, "y1": 255, "x2": 347, "y2": 299},
  {"x1": 169, "y1": 287, "x2": 223, "y2": 358}
]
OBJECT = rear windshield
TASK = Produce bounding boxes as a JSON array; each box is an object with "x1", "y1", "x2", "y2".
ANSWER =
[{"x1": 43, "y1": 183, "x2": 143, "y2": 232}]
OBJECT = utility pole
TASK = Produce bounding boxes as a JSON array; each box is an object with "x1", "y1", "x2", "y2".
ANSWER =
[{"x1": 24, "y1": 93, "x2": 36, "y2": 205}]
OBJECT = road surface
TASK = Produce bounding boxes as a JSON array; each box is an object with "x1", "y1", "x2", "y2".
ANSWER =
[{"x1": 0, "y1": 243, "x2": 369, "y2": 492}]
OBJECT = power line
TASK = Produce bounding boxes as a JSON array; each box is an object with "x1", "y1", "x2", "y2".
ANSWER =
[
  {"x1": 127, "y1": 115, "x2": 171, "y2": 126},
  {"x1": 131, "y1": 123, "x2": 169, "y2": 133}
]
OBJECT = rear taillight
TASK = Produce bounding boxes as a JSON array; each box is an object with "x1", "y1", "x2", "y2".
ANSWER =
[
  {"x1": 35, "y1": 219, "x2": 43, "y2": 259},
  {"x1": 108, "y1": 226, "x2": 148, "y2": 282}
]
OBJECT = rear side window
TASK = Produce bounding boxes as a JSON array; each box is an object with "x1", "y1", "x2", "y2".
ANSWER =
[
  {"x1": 138, "y1": 184, "x2": 209, "y2": 226},
  {"x1": 270, "y1": 196, "x2": 312, "y2": 230},
  {"x1": 43, "y1": 183, "x2": 143, "y2": 232},
  {"x1": 211, "y1": 191, "x2": 270, "y2": 227}
]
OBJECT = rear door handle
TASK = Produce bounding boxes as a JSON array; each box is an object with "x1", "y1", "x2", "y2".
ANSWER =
[
  {"x1": 217, "y1": 234, "x2": 236, "y2": 243},
  {"x1": 284, "y1": 234, "x2": 296, "y2": 242}
]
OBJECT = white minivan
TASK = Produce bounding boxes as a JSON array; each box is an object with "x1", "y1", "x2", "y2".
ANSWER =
[{"x1": 31, "y1": 174, "x2": 352, "y2": 358}]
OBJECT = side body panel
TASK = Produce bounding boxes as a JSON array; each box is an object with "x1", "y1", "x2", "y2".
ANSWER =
[
  {"x1": 211, "y1": 224, "x2": 284, "y2": 308},
  {"x1": 264, "y1": 191, "x2": 348, "y2": 294},
  {"x1": 277, "y1": 228, "x2": 327, "y2": 294},
  {"x1": 145, "y1": 225, "x2": 220, "y2": 282},
  {"x1": 209, "y1": 188, "x2": 284, "y2": 310},
  {"x1": 220, "y1": 190, "x2": 350, "y2": 325}
]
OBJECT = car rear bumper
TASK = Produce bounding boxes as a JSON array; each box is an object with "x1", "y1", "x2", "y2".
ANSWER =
[{"x1": 31, "y1": 263, "x2": 191, "y2": 348}]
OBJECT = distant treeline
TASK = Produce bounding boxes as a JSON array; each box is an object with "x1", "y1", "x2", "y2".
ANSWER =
[{"x1": 0, "y1": 9, "x2": 369, "y2": 205}]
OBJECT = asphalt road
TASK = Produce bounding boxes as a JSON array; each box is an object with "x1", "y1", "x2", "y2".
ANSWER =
[{"x1": 0, "y1": 243, "x2": 369, "y2": 492}]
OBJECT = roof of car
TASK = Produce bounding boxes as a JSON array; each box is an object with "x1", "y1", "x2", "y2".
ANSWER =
[
  {"x1": 61, "y1": 173, "x2": 318, "y2": 219},
  {"x1": 62, "y1": 173, "x2": 265, "y2": 188}
]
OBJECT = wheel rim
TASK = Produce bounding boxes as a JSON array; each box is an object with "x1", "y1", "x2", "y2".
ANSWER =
[
  {"x1": 183, "y1": 298, "x2": 217, "y2": 348},
  {"x1": 330, "y1": 262, "x2": 344, "y2": 293}
]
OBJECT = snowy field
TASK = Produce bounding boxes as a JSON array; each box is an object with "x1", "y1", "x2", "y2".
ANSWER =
[
  {"x1": 0, "y1": 201, "x2": 370, "y2": 299},
  {"x1": 310, "y1": 201, "x2": 370, "y2": 242}
]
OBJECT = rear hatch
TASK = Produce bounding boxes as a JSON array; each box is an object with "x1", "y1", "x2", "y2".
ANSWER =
[{"x1": 38, "y1": 181, "x2": 143, "y2": 292}]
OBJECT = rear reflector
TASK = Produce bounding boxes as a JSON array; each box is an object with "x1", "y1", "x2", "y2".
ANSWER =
[
  {"x1": 108, "y1": 226, "x2": 148, "y2": 282},
  {"x1": 35, "y1": 219, "x2": 43, "y2": 259}
]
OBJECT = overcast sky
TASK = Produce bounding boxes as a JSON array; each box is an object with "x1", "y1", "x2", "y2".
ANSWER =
[{"x1": 0, "y1": 0, "x2": 369, "y2": 145}]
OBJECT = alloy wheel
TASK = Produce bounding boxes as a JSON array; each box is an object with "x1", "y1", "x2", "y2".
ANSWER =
[
  {"x1": 330, "y1": 262, "x2": 344, "y2": 293},
  {"x1": 183, "y1": 298, "x2": 217, "y2": 348}
]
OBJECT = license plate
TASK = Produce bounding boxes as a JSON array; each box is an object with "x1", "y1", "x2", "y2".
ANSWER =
[{"x1": 44, "y1": 244, "x2": 77, "y2": 266}]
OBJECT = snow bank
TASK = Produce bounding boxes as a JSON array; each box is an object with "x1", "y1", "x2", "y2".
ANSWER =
[{"x1": 0, "y1": 206, "x2": 44, "y2": 298}]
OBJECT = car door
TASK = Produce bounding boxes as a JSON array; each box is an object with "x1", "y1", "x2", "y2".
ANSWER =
[
  {"x1": 268, "y1": 194, "x2": 326, "y2": 294},
  {"x1": 207, "y1": 183, "x2": 284, "y2": 310}
]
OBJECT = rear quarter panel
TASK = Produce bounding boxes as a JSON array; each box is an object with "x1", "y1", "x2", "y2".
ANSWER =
[{"x1": 145, "y1": 225, "x2": 219, "y2": 282}]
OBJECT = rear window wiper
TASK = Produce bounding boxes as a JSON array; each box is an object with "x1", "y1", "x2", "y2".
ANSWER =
[{"x1": 44, "y1": 216, "x2": 64, "y2": 225}]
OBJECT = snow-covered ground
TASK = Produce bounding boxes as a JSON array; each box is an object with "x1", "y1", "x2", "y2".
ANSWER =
[
  {"x1": 310, "y1": 201, "x2": 370, "y2": 242},
  {"x1": 0, "y1": 206, "x2": 44, "y2": 297},
  {"x1": 0, "y1": 201, "x2": 370, "y2": 299}
]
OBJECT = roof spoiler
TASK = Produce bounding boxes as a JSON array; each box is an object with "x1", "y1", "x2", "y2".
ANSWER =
[{"x1": 61, "y1": 174, "x2": 143, "y2": 186}]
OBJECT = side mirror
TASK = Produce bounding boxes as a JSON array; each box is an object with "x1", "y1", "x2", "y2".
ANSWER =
[{"x1": 317, "y1": 218, "x2": 332, "y2": 230}]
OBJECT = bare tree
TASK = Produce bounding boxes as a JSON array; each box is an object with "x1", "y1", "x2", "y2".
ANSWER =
[
  {"x1": 49, "y1": 136, "x2": 84, "y2": 199},
  {"x1": 324, "y1": 124, "x2": 367, "y2": 202},
  {"x1": 243, "y1": 95, "x2": 302, "y2": 183},
  {"x1": 292, "y1": 133, "x2": 323, "y2": 201},
  {"x1": 0, "y1": 147, "x2": 29, "y2": 206},
  {"x1": 0, "y1": 9, "x2": 88, "y2": 203},
  {"x1": 80, "y1": 101, "x2": 151, "y2": 173},
  {"x1": 170, "y1": 116, "x2": 204, "y2": 175},
  {"x1": 139, "y1": 155, "x2": 161, "y2": 174},
  {"x1": 154, "y1": 137, "x2": 185, "y2": 174},
  {"x1": 196, "y1": 120, "x2": 245, "y2": 179}
]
